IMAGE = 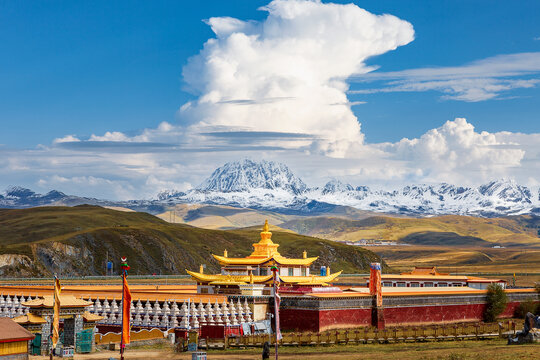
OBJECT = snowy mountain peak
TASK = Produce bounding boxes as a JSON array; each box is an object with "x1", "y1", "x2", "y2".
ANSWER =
[
  {"x1": 322, "y1": 179, "x2": 354, "y2": 194},
  {"x1": 478, "y1": 179, "x2": 532, "y2": 203},
  {"x1": 4, "y1": 186, "x2": 37, "y2": 199},
  {"x1": 197, "y1": 159, "x2": 307, "y2": 195},
  {"x1": 156, "y1": 190, "x2": 186, "y2": 201}
]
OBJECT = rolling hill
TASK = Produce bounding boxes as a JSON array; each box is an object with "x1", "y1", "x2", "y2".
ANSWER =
[
  {"x1": 279, "y1": 215, "x2": 540, "y2": 246},
  {"x1": 0, "y1": 206, "x2": 384, "y2": 277},
  {"x1": 154, "y1": 203, "x2": 382, "y2": 230}
]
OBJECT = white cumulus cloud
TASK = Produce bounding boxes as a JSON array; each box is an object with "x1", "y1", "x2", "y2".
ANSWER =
[
  {"x1": 378, "y1": 118, "x2": 527, "y2": 184},
  {"x1": 179, "y1": 0, "x2": 414, "y2": 156}
]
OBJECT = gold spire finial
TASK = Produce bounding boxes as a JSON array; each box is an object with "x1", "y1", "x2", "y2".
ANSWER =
[
  {"x1": 263, "y1": 219, "x2": 269, "y2": 232},
  {"x1": 303, "y1": 250, "x2": 307, "y2": 259},
  {"x1": 199, "y1": 264, "x2": 204, "y2": 274},
  {"x1": 224, "y1": 249, "x2": 228, "y2": 257}
]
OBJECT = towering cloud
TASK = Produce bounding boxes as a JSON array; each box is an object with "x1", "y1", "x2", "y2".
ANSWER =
[{"x1": 180, "y1": 0, "x2": 414, "y2": 156}]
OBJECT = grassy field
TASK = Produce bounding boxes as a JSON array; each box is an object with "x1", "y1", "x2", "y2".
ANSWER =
[
  {"x1": 154, "y1": 203, "x2": 381, "y2": 230},
  {"x1": 34, "y1": 339, "x2": 540, "y2": 359},
  {"x1": 281, "y1": 215, "x2": 540, "y2": 245}
]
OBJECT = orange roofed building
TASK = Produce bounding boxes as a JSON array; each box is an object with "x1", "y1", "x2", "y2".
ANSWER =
[
  {"x1": 187, "y1": 220, "x2": 341, "y2": 295},
  {"x1": 367, "y1": 266, "x2": 507, "y2": 290}
]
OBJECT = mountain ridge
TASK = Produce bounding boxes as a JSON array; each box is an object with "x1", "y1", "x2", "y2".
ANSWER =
[{"x1": 2, "y1": 160, "x2": 539, "y2": 217}]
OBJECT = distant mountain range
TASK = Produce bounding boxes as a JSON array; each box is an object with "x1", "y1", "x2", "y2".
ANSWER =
[{"x1": 2, "y1": 159, "x2": 540, "y2": 217}]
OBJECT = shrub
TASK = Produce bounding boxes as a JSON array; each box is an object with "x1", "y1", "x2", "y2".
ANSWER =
[
  {"x1": 484, "y1": 283, "x2": 508, "y2": 322},
  {"x1": 514, "y1": 299, "x2": 538, "y2": 318}
]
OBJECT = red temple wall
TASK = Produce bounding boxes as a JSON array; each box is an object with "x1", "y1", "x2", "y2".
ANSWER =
[
  {"x1": 280, "y1": 301, "x2": 528, "y2": 332},
  {"x1": 383, "y1": 303, "x2": 485, "y2": 325},
  {"x1": 318, "y1": 308, "x2": 372, "y2": 331},
  {"x1": 280, "y1": 308, "x2": 320, "y2": 332}
]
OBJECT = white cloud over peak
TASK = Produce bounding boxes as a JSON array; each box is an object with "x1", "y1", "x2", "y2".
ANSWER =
[
  {"x1": 179, "y1": 0, "x2": 414, "y2": 156},
  {"x1": 378, "y1": 118, "x2": 526, "y2": 184},
  {"x1": 353, "y1": 52, "x2": 540, "y2": 101}
]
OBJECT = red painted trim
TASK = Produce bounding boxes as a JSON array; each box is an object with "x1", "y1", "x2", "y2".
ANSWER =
[{"x1": 0, "y1": 337, "x2": 34, "y2": 344}]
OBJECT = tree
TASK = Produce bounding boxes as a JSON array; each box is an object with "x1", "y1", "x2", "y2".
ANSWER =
[{"x1": 484, "y1": 283, "x2": 508, "y2": 322}]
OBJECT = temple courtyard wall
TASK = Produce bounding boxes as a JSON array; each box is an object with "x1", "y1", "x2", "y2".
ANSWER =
[{"x1": 279, "y1": 290, "x2": 539, "y2": 332}]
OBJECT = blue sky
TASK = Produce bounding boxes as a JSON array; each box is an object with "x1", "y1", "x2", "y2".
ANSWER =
[{"x1": 0, "y1": 0, "x2": 539, "y2": 199}]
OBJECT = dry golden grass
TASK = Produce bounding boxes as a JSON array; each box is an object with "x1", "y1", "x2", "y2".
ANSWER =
[
  {"x1": 156, "y1": 204, "x2": 295, "y2": 230},
  {"x1": 319, "y1": 215, "x2": 539, "y2": 245}
]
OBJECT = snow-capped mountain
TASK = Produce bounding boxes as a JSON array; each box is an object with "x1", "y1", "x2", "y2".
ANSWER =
[
  {"x1": 198, "y1": 159, "x2": 307, "y2": 194},
  {"x1": 0, "y1": 186, "x2": 68, "y2": 208},
  {"x1": 158, "y1": 160, "x2": 540, "y2": 216},
  {"x1": 2, "y1": 160, "x2": 539, "y2": 217}
]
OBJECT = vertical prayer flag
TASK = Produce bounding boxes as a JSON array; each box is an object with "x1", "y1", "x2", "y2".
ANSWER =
[
  {"x1": 271, "y1": 266, "x2": 282, "y2": 341},
  {"x1": 121, "y1": 273, "x2": 132, "y2": 345},
  {"x1": 52, "y1": 277, "x2": 61, "y2": 348},
  {"x1": 369, "y1": 263, "x2": 382, "y2": 307}
]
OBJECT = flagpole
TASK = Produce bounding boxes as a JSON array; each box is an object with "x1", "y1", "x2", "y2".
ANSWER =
[
  {"x1": 271, "y1": 266, "x2": 280, "y2": 360},
  {"x1": 50, "y1": 275, "x2": 56, "y2": 360},
  {"x1": 120, "y1": 257, "x2": 131, "y2": 360},
  {"x1": 120, "y1": 270, "x2": 125, "y2": 360}
]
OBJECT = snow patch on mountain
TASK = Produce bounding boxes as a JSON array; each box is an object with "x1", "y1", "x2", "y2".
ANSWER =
[
  {"x1": 2, "y1": 160, "x2": 539, "y2": 217},
  {"x1": 158, "y1": 160, "x2": 540, "y2": 216}
]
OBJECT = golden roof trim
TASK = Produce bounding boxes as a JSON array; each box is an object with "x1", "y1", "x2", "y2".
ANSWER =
[
  {"x1": 22, "y1": 295, "x2": 92, "y2": 308},
  {"x1": 278, "y1": 270, "x2": 342, "y2": 284},
  {"x1": 186, "y1": 270, "x2": 273, "y2": 283},
  {"x1": 13, "y1": 313, "x2": 47, "y2": 324},
  {"x1": 212, "y1": 254, "x2": 317, "y2": 266},
  {"x1": 83, "y1": 311, "x2": 104, "y2": 322},
  {"x1": 212, "y1": 254, "x2": 272, "y2": 265}
]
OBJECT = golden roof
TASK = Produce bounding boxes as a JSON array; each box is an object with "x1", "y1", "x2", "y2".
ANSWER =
[
  {"x1": 212, "y1": 220, "x2": 318, "y2": 266},
  {"x1": 212, "y1": 254, "x2": 271, "y2": 265},
  {"x1": 279, "y1": 271, "x2": 342, "y2": 286},
  {"x1": 273, "y1": 255, "x2": 318, "y2": 265},
  {"x1": 13, "y1": 313, "x2": 47, "y2": 325},
  {"x1": 213, "y1": 254, "x2": 318, "y2": 266},
  {"x1": 83, "y1": 311, "x2": 103, "y2": 322},
  {"x1": 187, "y1": 270, "x2": 273, "y2": 284},
  {"x1": 22, "y1": 295, "x2": 92, "y2": 308},
  {"x1": 187, "y1": 270, "x2": 342, "y2": 286}
]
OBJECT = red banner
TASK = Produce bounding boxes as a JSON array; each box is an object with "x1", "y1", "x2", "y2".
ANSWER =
[{"x1": 122, "y1": 274, "x2": 132, "y2": 345}]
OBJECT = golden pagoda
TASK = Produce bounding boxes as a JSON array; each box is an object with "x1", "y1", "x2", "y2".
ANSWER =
[{"x1": 187, "y1": 220, "x2": 342, "y2": 294}]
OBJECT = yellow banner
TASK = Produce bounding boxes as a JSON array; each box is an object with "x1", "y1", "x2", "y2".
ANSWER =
[{"x1": 52, "y1": 277, "x2": 61, "y2": 348}]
